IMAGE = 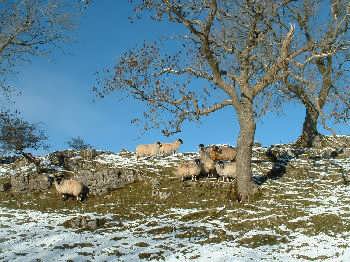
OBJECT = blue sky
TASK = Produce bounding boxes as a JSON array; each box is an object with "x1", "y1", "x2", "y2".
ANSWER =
[{"x1": 10, "y1": 1, "x2": 349, "y2": 154}]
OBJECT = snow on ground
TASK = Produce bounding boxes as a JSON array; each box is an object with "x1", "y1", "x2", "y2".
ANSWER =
[
  {"x1": 94, "y1": 152, "x2": 197, "y2": 172},
  {"x1": 1, "y1": 185, "x2": 350, "y2": 262},
  {"x1": 1, "y1": 141, "x2": 350, "y2": 261}
]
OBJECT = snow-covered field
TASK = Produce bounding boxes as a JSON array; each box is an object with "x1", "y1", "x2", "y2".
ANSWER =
[{"x1": 1, "y1": 144, "x2": 350, "y2": 261}]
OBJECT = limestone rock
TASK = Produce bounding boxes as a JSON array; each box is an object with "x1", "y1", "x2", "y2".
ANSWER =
[
  {"x1": 74, "y1": 167, "x2": 139, "y2": 195},
  {"x1": 11, "y1": 173, "x2": 52, "y2": 192},
  {"x1": 0, "y1": 182, "x2": 11, "y2": 192},
  {"x1": 62, "y1": 215, "x2": 107, "y2": 231}
]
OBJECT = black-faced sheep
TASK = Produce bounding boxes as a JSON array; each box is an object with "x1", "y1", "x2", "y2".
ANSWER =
[
  {"x1": 198, "y1": 144, "x2": 217, "y2": 177},
  {"x1": 136, "y1": 141, "x2": 162, "y2": 159},
  {"x1": 215, "y1": 161, "x2": 237, "y2": 182},
  {"x1": 209, "y1": 145, "x2": 237, "y2": 161},
  {"x1": 160, "y1": 139, "x2": 183, "y2": 156},
  {"x1": 53, "y1": 177, "x2": 88, "y2": 201},
  {"x1": 174, "y1": 158, "x2": 202, "y2": 181}
]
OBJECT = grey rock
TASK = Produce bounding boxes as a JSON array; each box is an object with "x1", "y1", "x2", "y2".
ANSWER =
[
  {"x1": 63, "y1": 216, "x2": 107, "y2": 231},
  {"x1": 74, "y1": 167, "x2": 139, "y2": 195},
  {"x1": 80, "y1": 149, "x2": 98, "y2": 160},
  {"x1": 11, "y1": 173, "x2": 52, "y2": 193},
  {"x1": 0, "y1": 182, "x2": 11, "y2": 192}
]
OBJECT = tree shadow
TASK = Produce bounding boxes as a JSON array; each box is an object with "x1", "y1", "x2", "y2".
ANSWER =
[{"x1": 252, "y1": 146, "x2": 306, "y2": 186}]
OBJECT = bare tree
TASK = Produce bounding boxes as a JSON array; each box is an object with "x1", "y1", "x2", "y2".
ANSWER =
[
  {"x1": 0, "y1": 111, "x2": 48, "y2": 166},
  {"x1": 281, "y1": 0, "x2": 350, "y2": 147},
  {"x1": 66, "y1": 136, "x2": 91, "y2": 150},
  {"x1": 95, "y1": 0, "x2": 311, "y2": 202},
  {"x1": 0, "y1": 0, "x2": 87, "y2": 94}
]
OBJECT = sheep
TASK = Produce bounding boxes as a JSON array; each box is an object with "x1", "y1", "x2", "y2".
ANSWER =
[
  {"x1": 215, "y1": 161, "x2": 237, "y2": 182},
  {"x1": 174, "y1": 159, "x2": 202, "y2": 181},
  {"x1": 209, "y1": 145, "x2": 237, "y2": 161},
  {"x1": 198, "y1": 144, "x2": 217, "y2": 177},
  {"x1": 160, "y1": 139, "x2": 183, "y2": 156},
  {"x1": 136, "y1": 141, "x2": 162, "y2": 159},
  {"x1": 198, "y1": 144, "x2": 212, "y2": 154},
  {"x1": 53, "y1": 177, "x2": 88, "y2": 201}
]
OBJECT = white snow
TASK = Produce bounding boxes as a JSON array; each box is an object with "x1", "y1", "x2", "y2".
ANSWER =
[{"x1": 1, "y1": 142, "x2": 350, "y2": 261}]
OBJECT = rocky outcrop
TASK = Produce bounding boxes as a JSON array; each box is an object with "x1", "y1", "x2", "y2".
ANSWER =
[
  {"x1": 0, "y1": 182, "x2": 11, "y2": 192},
  {"x1": 1, "y1": 136, "x2": 349, "y2": 197},
  {"x1": 74, "y1": 167, "x2": 139, "y2": 195},
  {"x1": 62, "y1": 216, "x2": 108, "y2": 231},
  {"x1": 2, "y1": 148, "x2": 140, "y2": 195},
  {"x1": 10, "y1": 172, "x2": 52, "y2": 192}
]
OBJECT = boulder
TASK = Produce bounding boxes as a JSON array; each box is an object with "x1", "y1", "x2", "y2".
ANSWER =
[
  {"x1": 10, "y1": 173, "x2": 52, "y2": 193},
  {"x1": 0, "y1": 182, "x2": 11, "y2": 192},
  {"x1": 62, "y1": 215, "x2": 107, "y2": 231},
  {"x1": 80, "y1": 149, "x2": 98, "y2": 160},
  {"x1": 74, "y1": 167, "x2": 139, "y2": 195},
  {"x1": 48, "y1": 150, "x2": 79, "y2": 167}
]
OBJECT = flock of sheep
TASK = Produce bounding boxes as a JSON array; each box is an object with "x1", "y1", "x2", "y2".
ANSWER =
[
  {"x1": 51, "y1": 138, "x2": 238, "y2": 202},
  {"x1": 176, "y1": 143, "x2": 237, "y2": 182},
  {"x1": 136, "y1": 139, "x2": 238, "y2": 182},
  {"x1": 135, "y1": 139, "x2": 184, "y2": 159}
]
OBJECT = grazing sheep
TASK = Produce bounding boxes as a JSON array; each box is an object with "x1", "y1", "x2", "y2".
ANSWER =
[
  {"x1": 199, "y1": 144, "x2": 217, "y2": 177},
  {"x1": 160, "y1": 139, "x2": 183, "y2": 156},
  {"x1": 209, "y1": 145, "x2": 237, "y2": 161},
  {"x1": 174, "y1": 159, "x2": 202, "y2": 181},
  {"x1": 136, "y1": 141, "x2": 162, "y2": 159},
  {"x1": 53, "y1": 177, "x2": 88, "y2": 201},
  {"x1": 215, "y1": 161, "x2": 237, "y2": 182}
]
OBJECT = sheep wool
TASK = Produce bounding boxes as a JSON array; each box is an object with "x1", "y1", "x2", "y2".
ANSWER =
[
  {"x1": 136, "y1": 142, "x2": 162, "y2": 159},
  {"x1": 160, "y1": 139, "x2": 183, "y2": 156},
  {"x1": 199, "y1": 145, "x2": 216, "y2": 177},
  {"x1": 209, "y1": 145, "x2": 237, "y2": 161},
  {"x1": 174, "y1": 159, "x2": 202, "y2": 181},
  {"x1": 215, "y1": 161, "x2": 237, "y2": 182},
  {"x1": 54, "y1": 178, "x2": 86, "y2": 201}
]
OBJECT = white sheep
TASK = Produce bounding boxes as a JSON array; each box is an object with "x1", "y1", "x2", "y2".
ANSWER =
[
  {"x1": 198, "y1": 144, "x2": 217, "y2": 177},
  {"x1": 160, "y1": 139, "x2": 183, "y2": 156},
  {"x1": 215, "y1": 161, "x2": 237, "y2": 182},
  {"x1": 136, "y1": 141, "x2": 162, "y2": 159},
  {"x1": 53, "y1": 177, "x2": 88, "y2": 201},
  {"x1": 174, "y1": 159, "x2": 202, "y2": 181}
]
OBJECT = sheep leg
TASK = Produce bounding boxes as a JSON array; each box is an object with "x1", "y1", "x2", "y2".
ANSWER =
[
  {"x1": 77, "y1": 193, "x2": 84, "y2": 202},
  {"x1": 62, "y1": 194, "x2": 68, "y2": 201}
]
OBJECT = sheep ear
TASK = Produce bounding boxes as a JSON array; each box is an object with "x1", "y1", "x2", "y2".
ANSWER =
[
  {"x1": 198, "y1": 144, "x2": 204, "y2": 148},
  {"x1": 178, "y1": 139, "x2": 183, "y2": 144}
]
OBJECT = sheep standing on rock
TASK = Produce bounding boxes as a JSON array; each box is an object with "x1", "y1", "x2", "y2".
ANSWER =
[
  {"x1": 136, "y1": 141, "x2": 162, "y2": 159},
  {"x1": 160, "y1": 139, "x2": 183, "y2": 156},
  {"x1": 53, "y1": 177, "x2": 88, "y2": 201},
  {"x1": 215, "y1": 161, "x2": 237, "y2": 182},
  {"x1": 174, "y1": 159, "x2": 202, "y2": 181},
  {"x1": 199, "y1": 144, "x2": 217, "y2": 177},
  {"x1": 209, "y1": 145, "x2": 237, "y2": 161}
]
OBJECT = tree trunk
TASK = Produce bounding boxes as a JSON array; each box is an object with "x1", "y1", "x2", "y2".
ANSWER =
[
  {"x1": 234, "y1": 97, "x2": 258, "y2": 202},
  {"x1": 298, "y1": 107, "x2": 320, "y2": 147}
]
